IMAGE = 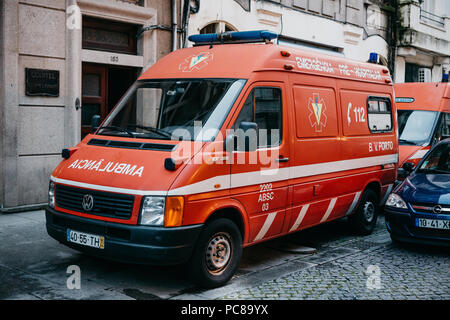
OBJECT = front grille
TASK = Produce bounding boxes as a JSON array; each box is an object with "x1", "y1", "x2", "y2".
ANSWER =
[
  {"x1": 411, "y1": 203, "x2": 450, "y2": 214},
  {"x1": 55, "y1": 184, "x2": 134, "y2": 220}
]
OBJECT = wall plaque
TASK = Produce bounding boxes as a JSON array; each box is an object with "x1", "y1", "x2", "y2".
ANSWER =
[{"x1": 25, "y1": 68, "x2": 59, "y2": 97}]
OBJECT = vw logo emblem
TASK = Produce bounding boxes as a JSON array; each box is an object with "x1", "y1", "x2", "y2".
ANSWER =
[
  {"x1": 82, "y1": 194, "x2": 94, "y2": 211},
  {"x1": 433, "y1": 205, "x2": 442, "y2": 214}
]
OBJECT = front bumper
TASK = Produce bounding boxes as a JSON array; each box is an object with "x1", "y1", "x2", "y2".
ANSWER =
[
  {"x1": 46, "y1": 207, "x2": 203, "y2": 265},
  {"x1": 384, "y1": 207, "x2": 450, "y2": 247}
]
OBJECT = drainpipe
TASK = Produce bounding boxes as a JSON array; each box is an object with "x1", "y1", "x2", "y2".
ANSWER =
[
  {"x1": 172, "y1": 0, "x2": 177, "y2": 51},
  {"x1": 182, "y1": 0, "x2": 191, "y2": 48}
]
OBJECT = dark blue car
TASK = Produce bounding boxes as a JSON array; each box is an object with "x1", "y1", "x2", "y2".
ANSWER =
[{"x1": 385, "y1": 138, "x2": 450, "y2": 246}]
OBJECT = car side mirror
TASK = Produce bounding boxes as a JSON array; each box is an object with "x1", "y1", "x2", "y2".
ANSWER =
[
  {"x1": 224, "y1": 122, "x2": 258, "y2": 152},
  {"x1": 91, "y1": 115, "x2": 101, "y2": 133},
  {"x1": 402, "y1": 162, "x2": 415, "y2": 173},
  {"x1": 224, "y1": 132, "x2": 235, "y2": 153},
  {"x1": 238, "y1": 121, "x2": 258, "y2": 152}
]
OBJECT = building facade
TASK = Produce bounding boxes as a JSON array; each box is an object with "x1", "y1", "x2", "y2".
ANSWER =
[
  {"x1": 0, "y1": 0, "x2": 184, "y2": 211},
  {"x1": 395, "y1": 0, "x2": 450, "y2": 83},
  {"x1": 188, "y1": 0, "x2": 394, "y2": 66}
]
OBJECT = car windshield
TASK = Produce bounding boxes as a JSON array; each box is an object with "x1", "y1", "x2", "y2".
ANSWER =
[
  {"x1": 417, "y1": 143, "x2": 450, "y2": 174},
  {"x1": 397, "y1": 110, "x2": 439, "y2": 146},
  {"x1": 98, "y1": 79, "x2": 246, "y2": 141}
]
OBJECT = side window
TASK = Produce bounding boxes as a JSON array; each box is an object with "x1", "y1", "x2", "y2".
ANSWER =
[
  {"x1": 233, "y1": 87, "x2": 282, "y2": 148},
  {"x1": 442, "y1": 113, "x2": 450, "y2": 139},
  {"x1": 367, "y1": 97, "x2": 392, "y2": 133}
]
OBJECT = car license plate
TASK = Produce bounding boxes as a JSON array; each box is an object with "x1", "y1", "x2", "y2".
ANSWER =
[
  {"x1": 67, "y1": 229, "x2": 105, "y2": 249},
  {"x1": 416, "y1": 218, "x2": 450, "y2": 230}
]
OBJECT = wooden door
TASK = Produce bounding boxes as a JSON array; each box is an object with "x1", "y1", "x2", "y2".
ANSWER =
[{"x1": 81, "y1": 64, "x2": 107, "y2": 139}]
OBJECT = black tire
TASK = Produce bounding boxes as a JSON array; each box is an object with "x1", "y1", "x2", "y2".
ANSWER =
[
  {"x1": 187, "y1": 218, "x2": 242, "y2": 288},
  {"x1": 349, "y1": 189, "x2": 379, "y2": 235}
]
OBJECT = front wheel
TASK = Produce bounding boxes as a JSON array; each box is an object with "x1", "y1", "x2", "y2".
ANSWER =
[
  {"x1": 188, "y1": 218, "x2": 242, "y2": 288},
  {"x1": 348, "y1": 189, "x2": 379, "y2": 235}
]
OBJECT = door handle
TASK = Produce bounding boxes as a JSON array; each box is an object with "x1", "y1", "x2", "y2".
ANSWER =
[{"x1": 276, "y1": 157, "x2": 290, "y2": 163}]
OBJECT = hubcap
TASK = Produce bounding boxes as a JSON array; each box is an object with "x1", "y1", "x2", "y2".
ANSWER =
[
  {"x1": 363, "y1": 201, "x2": 375, "y2": 223},
  {"x1": 205, "y1": 232, "x2": 232, "y2": 275}
]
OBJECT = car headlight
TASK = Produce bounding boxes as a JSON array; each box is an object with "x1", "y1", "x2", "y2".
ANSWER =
[
  {"x1": 385, "y1": 193, "x2": 407, "y2": 209},
  {"x1": 140, "y1": 196, "x2": 165, "y2": 226},
  {"x1": 48, "y1": 181, "x2": 55, "y2": 208}
]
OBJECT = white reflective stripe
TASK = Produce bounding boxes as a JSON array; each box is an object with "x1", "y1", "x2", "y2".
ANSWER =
[
  {"x1": 345, "y1": 192, "x2": 361, "y2": 216},
  {"x1": 170, "y1": 153, "x2": 398, "y2": 196},
  {"x1": 289, "y1": 204, "x2": 310, "y2": 232},
  {"x1": 254, "y1": 212, "x2": 277, "y2": 242},
  {"x1": 291, "y1": 154, "x2": 398, "y2": 179},
  {"x1": 230, "y1": 167, "x2": 290, "y2": 190},
  {"x1": 53, "y1": 153, "x2": 398, "y2": 197},
  {"x1": 408, "y1": 149, "x2": 428, "y2": 160},
  {"x1": 50, "y1": 176, "x2": 167, "y2": 196},
  {"x1": 167, "y1": 174, "x2": 230, "y2": 196},
  {"x1": 380, "y1": 184, "x2": 393, "y2": 205},
  {"x1": 320, "y1": 198, "x2": 337, "y2": 223}
]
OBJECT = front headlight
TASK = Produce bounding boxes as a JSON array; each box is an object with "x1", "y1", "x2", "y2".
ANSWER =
[
  {"x1": 385, "y1": 193, "x2": 407, "y2": 209},
  {"x1": 48, "y1": 181, "x2": 55, "y2": 208},
  {"x1": 140, "y1": 196, "x2": 165, "y2": 226}
]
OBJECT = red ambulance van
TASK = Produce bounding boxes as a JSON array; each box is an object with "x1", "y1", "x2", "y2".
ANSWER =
[
  {"x1": 395, "y1": 82, "x2": 450, "y2": 178},
  {"x1": 46, "y1": 31, "x2": 398, "y2": 288}
]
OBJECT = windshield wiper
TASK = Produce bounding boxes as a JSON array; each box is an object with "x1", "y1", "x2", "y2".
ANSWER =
[
  {"x1": 127, "y1": 125, "x2": 172, "y2": 139},
  {"x1": 98, "y1": 126, "x2": 136, "y2": 138},
  {"x1": 399, "y1": 139, "x2": 417, "y2": 145}
]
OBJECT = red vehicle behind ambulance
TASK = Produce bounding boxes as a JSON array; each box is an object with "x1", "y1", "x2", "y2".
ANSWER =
[
  {"x1": 46, "y1": 31, "x2": 398, "y2": 288},
  {"x1": 395, "y1": 81, "x2": 450, "y2": 178}
]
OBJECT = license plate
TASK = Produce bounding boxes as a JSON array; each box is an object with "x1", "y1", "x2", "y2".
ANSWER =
[
  {"x1": 67, "y1": 229, "x2": 105, "y2": 249},
  {"x1": 416, "y1": 218, "x2": 450, "y2": 230}
]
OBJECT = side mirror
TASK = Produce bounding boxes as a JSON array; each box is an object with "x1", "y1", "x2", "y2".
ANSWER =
[
  {"x1": 91, "y1": 115, "x2": 101, "y2": 133},
  {"x1": 238, "y1": 122, "x2": 258, "y2": 152},
  {"x1": 239, "y1": 121, "x2": 258, "y2": 132},
  {"x1": 224, "y1": 122, "x2": 258, "y2": 153},
  {"x1": 402, "y1": 162, "x2": 415, "y2": 173},
  {"x1": 224, "y1": 133, "x2": 235, "y2": 153}
]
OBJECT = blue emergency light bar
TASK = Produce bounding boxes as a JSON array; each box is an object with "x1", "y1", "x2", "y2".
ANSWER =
[
  {"x1": 188, "y1": 30, "x2": 278, "y2": 45},
  {"x1": 369, "y1": 52, "x2": 378, "y2": 64}
]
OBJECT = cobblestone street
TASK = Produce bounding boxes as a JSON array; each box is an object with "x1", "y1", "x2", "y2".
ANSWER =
[
  {"x1": 0, "y1": 210, "x2": 448, "y2": 300},
  {"x1": 178, "y1": 213, "x2": 450, "y2": 300},
  {"x1": 220, "y1": 237, "x2": 450, "y2": 300}
]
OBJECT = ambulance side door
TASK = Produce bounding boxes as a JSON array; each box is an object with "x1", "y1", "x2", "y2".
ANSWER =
[
  {"x1": 228, "y1": 81, "x2": 290, "y2": 244},
  {"x1": 286, "y1": 78, "x2": 343, "y2": 232}
]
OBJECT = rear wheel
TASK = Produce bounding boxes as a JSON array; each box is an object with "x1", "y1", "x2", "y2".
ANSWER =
[
  {"x1": 188, "y1": 218, "x2": 242, "y2": 288},
  {"x1": 349, "y1": 189, "x2": 379, "y2": 235}
]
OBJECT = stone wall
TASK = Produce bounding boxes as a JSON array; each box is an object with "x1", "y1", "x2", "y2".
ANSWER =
[
  {"x1": 0, "y1": 1, "x2": 66, "y2": 209},
  {"x1": 0, "y1": 0, "x2": 164, "y2": 211}
]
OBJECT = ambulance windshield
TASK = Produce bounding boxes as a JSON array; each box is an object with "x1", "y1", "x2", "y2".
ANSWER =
[
  {"x1": 398, "y1": 110, "x2": 439, "y2": 146},
  {"x1": 98, "y1": 79, "x2": 245, "y2": 141}
]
